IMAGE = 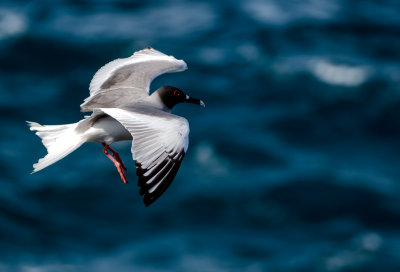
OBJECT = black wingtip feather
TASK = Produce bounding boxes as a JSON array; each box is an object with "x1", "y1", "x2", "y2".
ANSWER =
[
  {"x1": 138, "y1": 159, "x2": 171, "y2": 186},
  {"x1": 136, "y1": 151, "x2": 185, "y2": 207}
]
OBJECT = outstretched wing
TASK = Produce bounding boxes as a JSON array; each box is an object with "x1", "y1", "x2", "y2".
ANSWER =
[
  {"x1": 99, "y1": 107, "x2": 189, "y2": 206},
  {"x1": 81, "y1": 47, "x2": 187, "y2": 112}
]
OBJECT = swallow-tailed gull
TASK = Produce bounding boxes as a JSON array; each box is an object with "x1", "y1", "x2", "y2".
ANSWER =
[{"x1": 27, "y1": 47, "x2": 205, "y2": 206}]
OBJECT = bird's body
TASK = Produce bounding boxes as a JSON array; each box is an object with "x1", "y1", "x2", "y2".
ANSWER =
[
  {"x1": 82, "y1": 114, "x2": 132, "y2": 144},
  {"x1": 28, "y1": 47, "x2": 204, "y2": 206}
]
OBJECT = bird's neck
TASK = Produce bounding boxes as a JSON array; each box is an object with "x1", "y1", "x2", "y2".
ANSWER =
[{"x1": 148, "y1": 92, "x2": 171, "y2": 112}]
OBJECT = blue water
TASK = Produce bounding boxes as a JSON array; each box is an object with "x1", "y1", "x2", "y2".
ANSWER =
[{"x1": 1, "y1": 0, "x2": 400, "y2": 271}]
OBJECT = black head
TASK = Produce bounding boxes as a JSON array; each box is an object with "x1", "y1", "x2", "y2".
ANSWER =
[{"x1": 156, "y1": 85, "x2": 205, "y2": 110}]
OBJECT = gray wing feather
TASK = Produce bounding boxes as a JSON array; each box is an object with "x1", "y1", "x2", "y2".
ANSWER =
[{"x1": 80, "y1": 47, "x2": 187, "y2": 112}]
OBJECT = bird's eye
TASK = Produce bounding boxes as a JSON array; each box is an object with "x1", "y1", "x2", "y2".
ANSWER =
[{"x1": 174, "y1": 90, "x2": 180, "y2": 96}]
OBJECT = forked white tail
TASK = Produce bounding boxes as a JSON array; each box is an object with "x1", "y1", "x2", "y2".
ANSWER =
[{"x1": 27, "y1": 121, "x2": 84, "y2": 173}]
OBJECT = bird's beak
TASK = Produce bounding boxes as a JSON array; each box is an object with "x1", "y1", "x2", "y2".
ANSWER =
[{"x1": 185, "y1": 95, "x2": 205, "y2": 107}]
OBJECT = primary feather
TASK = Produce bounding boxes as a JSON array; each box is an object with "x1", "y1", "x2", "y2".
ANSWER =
[{"x1": 99, "y1": 107, "x2": 189, "y2": 206}]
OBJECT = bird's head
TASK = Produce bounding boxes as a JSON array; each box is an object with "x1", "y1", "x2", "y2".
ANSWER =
[{"x1": 156, "y1": 85, "x2": 205, "y2": 110}]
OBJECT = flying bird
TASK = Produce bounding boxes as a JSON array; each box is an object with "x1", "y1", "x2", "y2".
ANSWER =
[{"x1": 28, "y1": 47, "x2": 205, "y2": 206}]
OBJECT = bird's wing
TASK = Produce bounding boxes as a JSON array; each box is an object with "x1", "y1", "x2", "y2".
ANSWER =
[
  {"x1": 81, "y1": 47, "x2": 187, "y2": 112},
  {"x1": 99, "y1": 107, "x2": 189, "y2": 206}
]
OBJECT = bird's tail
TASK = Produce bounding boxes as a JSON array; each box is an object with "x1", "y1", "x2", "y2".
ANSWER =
[{"x1": 27, "y1": 121, "x2": 85, "y2": 173}]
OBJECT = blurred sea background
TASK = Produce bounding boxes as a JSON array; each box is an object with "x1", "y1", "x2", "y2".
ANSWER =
[{"x1": 1, "y1": 0, "x2": 400, "y2": 271}]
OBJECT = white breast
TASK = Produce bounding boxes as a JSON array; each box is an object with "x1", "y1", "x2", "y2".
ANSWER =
[{"x1": 84, "y1": 115, "x2": 132, "y2": 144}]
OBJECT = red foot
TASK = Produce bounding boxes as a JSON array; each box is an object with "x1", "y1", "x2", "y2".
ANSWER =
[{"x1": 102, "y1": 143, "x2": 128, "y2": 184}]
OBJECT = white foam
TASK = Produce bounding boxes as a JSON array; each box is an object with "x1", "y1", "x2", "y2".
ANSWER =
[
  {"x1": 236, "y1": 44, "x2": 261, "y2": 61},
  {"x1": 46, "y1": 3, "x2": 217, "y2": 40},
  {"x1": 195, "y1": 142, "x2": 230, "y2": 176},
  {"x1": 360, "y1": 232, "x2": 382, "y2": 251},
  {"x1": 197, "y1": 47, "x2": 228, "y2": 65},
  {"x1": 243, "y1": 0, "x2": 340, "y2": 26},
  {"x1": 0, "y1": 9, "x2": 27, "y2": 40},
  {"x1": 309, "y1": 59, "x2": 371, "y2": 87}
]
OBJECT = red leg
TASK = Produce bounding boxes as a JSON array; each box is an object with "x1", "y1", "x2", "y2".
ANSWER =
[
  {"x1": 102, "y1": 143, "x2": 128, "y2": 184},
  {"x1": 106, "y1": 145, "x2": 127, "y2": 171}
]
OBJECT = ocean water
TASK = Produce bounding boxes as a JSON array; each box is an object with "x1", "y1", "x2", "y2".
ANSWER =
[{"x1": 1, "y1": 0, "x2": 400, "y2": 271}]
